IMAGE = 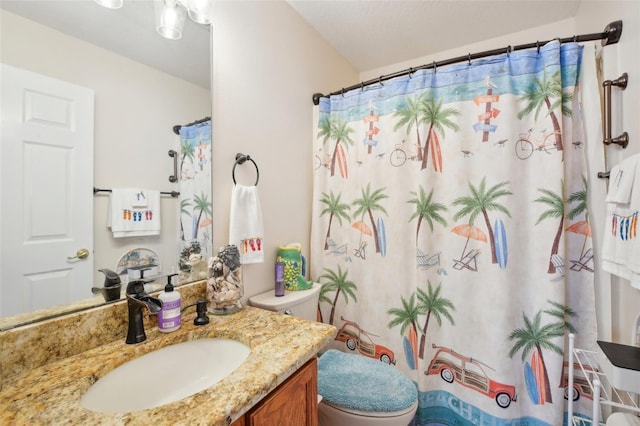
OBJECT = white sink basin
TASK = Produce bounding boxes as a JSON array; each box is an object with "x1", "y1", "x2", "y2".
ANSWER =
[{"x1": 81, "y1": 338, "x2": 250, "y2": 413}]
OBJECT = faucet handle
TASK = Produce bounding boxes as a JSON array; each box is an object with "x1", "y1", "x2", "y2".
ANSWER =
[{"x1": 126, "y1": 279, "x2": 152, "y2": 296}]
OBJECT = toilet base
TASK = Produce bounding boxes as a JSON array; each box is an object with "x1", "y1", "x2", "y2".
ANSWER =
[{"x1": 318, "y1": 399, "x2": 418, "y2": 426}]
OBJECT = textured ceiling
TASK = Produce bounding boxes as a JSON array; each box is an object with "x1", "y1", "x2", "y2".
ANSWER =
[
  {"x1": 288, "y1": 0, "x2": 582, "y2": 71},
  {"x1": 2, "y1": 1, "x2": 583, "y2": 88}
]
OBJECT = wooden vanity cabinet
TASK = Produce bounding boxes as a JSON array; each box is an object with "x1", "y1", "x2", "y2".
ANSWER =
[{"x1": 232, "y1": 357, "x2": 318, "y2": 426}]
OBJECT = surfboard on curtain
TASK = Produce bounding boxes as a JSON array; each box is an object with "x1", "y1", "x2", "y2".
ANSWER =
[
  {"x1": 524, "y1": 361, "x2": 540, "y2": 404},
  {"x1": 531, "y1": 350, "x2": 547, "y2": 403},
  {"x1": 430, "y1": 129, "x2": 443, "y2": 172},
  {"x1": 377, "y1": 217, "x2": 387, "y2": 256},
  {"x1": 336, "y1": 144, "x2": 348, "y2": 178},
  {"x1": 403, "y1": 326, "x2": 418, "y2": 369},
  {"x1": 493, "y1": 218, "x2": 508, "y2": 269}
]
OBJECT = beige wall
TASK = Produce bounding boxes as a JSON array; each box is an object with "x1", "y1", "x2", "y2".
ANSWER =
[
  {"x1": 210, "y1": 1, "x2": 358, "y2": 300},
  {"x1": 1, "y1": 11, "x2": 211, "y2": 285}
]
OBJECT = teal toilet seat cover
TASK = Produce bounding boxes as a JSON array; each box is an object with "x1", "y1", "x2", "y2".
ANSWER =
[{"x1": 317, "y1": 349, "x2": 417, "y2": 412}]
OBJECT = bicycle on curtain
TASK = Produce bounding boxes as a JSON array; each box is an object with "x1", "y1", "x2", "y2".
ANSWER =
[{"x1": 514, "y1": 128, "x2": 562, "y2": 160}]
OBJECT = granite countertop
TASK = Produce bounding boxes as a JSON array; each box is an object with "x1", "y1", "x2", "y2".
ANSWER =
[{"x1": 0, "y1": 306, "x2": 336, "y2": 425}]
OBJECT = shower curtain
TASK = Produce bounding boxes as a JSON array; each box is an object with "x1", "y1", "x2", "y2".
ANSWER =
[
  {"x1": 311, "y1": 41, "x2": 599, "y2": 425},
  {"x1": 178, "y1": 120, "x2": 213, "y2": 274}
]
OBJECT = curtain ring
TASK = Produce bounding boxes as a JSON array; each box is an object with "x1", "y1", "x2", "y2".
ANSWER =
[{"x1": 232, "y1": 153, "x2": 259, "y2": 186}]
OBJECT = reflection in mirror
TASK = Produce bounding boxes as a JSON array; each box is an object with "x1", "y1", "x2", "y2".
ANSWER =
[{"x1": 0, "y1": 1, "x2": 211, "y2": 327}]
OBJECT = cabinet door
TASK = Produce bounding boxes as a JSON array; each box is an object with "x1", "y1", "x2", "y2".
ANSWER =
[{"x1": 246, "y1": 357, "x2": 318, "y2": 426}]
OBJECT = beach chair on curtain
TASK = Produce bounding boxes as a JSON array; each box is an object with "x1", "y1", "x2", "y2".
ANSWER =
[
  {"x1": 326, "y1": 238, "x2": 347, "y2": 256},
  {"x1": 417, "y1": 248, "x2": 440, "y2": 269},
  {"x1": 569, "y1": 248, "x2": 594, "y2": 272},
  {"x1": 452, "y1": 249, "x2": 480, "y2": 271},
  {"x1": 551, "y1": 254, "x2": 565, "y2": 281}
]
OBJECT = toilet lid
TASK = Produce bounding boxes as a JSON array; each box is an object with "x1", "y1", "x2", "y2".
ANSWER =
[{"x1": 317, "y1": 350, "x2": 417, "y2": 413}]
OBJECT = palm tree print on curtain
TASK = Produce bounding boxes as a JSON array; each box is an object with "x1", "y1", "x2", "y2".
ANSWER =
[
  {"x1": 517, "y1": 70, "x2": 573, "y2": 152},
  {"x1": 311, "y1": 41, "x2": 598, "y2": 425},
  {"x1": 508, "y1": 301, "x2": 577, "y2": 405},
  {"x1": 317, "y1": 115, "x2": 354, "y2": 178},
  {"x1": 320, "y1": 190, "x2": 351, "y2": 250}
]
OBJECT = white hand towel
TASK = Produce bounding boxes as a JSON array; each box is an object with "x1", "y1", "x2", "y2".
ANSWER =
[
  {"x1": 229, "y1": 185, "x2": 264, "y2": 264},
  {"x1": 605, "y1": 156, "x2": 637, "y2": 203},
  {"x1": 108, "y1": 188, "x2": 161, "y2": 238},
  {"x1": 601, "y1": 154, "x2": 640, "y2": 289}
]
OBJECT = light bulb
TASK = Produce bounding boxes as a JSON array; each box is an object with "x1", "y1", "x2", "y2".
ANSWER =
[
  {"x1": 94, "y1": 0, "x2": 123, "y2": 9},
  {"x1": 186, "y1": 0, "x2": 212, "y2": 25},
  {"x1": 154, "y1": 0, "x2": 187, "y2": 40}
]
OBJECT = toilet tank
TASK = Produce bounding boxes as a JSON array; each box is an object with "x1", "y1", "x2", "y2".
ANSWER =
[{"x1": 249, "y1": 283, "x2": 321, "y2": 321}]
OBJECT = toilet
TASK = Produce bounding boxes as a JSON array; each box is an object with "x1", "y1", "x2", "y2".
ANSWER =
[{"x1": 249, "y1": 283, "x2": 418, "y2": 426}]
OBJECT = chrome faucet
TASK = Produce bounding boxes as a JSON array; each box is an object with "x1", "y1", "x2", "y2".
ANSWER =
[{"x1": 125, "y1": 280, "x2": 162, "y2": 344}]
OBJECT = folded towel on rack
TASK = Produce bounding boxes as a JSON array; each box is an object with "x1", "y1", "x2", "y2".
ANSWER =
[
  {"x1": 108, "y1": 188, "x2": 161, "y2": 238},
  {"x1": 605, "y1": 157, "x2": 637, "y2": 204},
  {"x1": 229, "y1": 184, "x2": 264, "y2": 264},
  {"x1": 601, "y1": 154, "x2": 640, "y2": 289}
]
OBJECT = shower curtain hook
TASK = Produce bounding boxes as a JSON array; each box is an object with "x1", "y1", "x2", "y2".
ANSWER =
[
  {"x1": 573, "y1": 34, "x2": 578, "y2": 42},
  {"x1": 432, "y1": 61, "x2": 437, "y2": 73},
  {"x1": 468, "y1": 53, "x2": 471, "y2": 66},
  {"x1": 341, "y1": 88, "x2": 345, "y2": 97},
  {"x1": 506, "y1": 45, "x2": 512, "y2": 57},
  {"x1": 408, "y1": 67, "x2": 413, "y2": 78},
  {"x1": 536, "y1": 41, "x2": 540, "y2": 54},
  {"x1": 360, "y1": 81, "x2": 364, "y2": 91},
  {"x1": 378, "y1": 76, "x2": 384, "y2": 86}
]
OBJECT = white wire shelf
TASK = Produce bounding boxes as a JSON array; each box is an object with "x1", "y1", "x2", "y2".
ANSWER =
[{"x1": 568, "y1": 334, "x2": 640, "y2": 426}]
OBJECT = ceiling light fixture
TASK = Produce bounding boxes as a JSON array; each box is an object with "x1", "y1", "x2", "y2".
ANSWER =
[
  {"x1": 94, "y1": 0, "x2": 124, "y2": 9},
  {"x1": 154, "y1": 0, "x2": 187, "y2": 40},
  {"x1": 94, "y1": 0, "x2": 212, "y2": 40}
]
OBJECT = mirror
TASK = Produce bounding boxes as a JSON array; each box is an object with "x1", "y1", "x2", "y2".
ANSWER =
[{"x1": 0, "y1": 1, "x2": 211, "y2": 327}]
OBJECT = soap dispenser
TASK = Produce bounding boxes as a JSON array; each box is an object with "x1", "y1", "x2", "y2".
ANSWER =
[{"x1": 158, "y1": 274, "x2": 181, "y2": 332}]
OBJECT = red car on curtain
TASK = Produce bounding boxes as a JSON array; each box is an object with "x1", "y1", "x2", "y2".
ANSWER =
[{"x1": 335, "y1": 317, "x2": 396, "y2": 365}]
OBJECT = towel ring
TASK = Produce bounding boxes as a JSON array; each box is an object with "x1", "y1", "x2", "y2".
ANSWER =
[{"x1": 232, "y1": 153, "x2": 260, "y2": 186}]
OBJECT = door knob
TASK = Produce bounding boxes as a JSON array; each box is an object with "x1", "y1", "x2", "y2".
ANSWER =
[{"x1": 68, "y1": 248, "x2": 90, "y2": 260}]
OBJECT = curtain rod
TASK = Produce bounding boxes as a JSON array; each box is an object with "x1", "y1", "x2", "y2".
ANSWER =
[
  {"x1": 172, "y1": 116, "x2": 211, "y2": 135},
  {"x1": 312, "y1": 20, "x2": 622, "y2": 106}
]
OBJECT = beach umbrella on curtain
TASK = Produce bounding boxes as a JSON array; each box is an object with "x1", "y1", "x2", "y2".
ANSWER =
[
  {"x1": 198, "y1": 217, "x2": 213, "y2": 240},
  {"x1": 352, "y1": 221, "x2": 373, "y2": 236},
  {"x1": 451, "y1": 224, "x2": 487, "y2": 258},
  {"x1": 566, "y1": 220, "x2": 592, "y2": 258}
]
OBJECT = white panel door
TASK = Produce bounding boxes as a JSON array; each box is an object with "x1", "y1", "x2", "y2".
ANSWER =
[{"x1": 1, "y1": 63, "x2": 94, "y2": 317}]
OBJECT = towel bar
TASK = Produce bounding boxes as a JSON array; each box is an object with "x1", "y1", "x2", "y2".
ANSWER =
[
  {"x1": 168, "y1": 149, "x2": 178, "y2": 183},
  {"x1": 93, "y1": 187, "x2": 180, "y2": 198},
  {"x1": 602, "y1": 72, "x2": 629, "y2": 148}
]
